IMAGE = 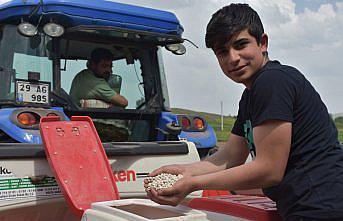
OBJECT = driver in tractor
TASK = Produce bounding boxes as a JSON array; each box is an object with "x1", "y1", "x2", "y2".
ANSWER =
[{"x1": 70, "y1": 48, "x2": 128, "y2": 108}]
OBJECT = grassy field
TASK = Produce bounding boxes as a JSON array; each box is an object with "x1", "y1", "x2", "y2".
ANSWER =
[{"x1": 172, "y1": 108, "x2": 343, "y2": 142}]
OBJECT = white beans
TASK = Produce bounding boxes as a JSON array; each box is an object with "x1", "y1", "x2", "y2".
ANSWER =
[{"x1": 145, "y1": 173, "x2": 183, "y2": 191}]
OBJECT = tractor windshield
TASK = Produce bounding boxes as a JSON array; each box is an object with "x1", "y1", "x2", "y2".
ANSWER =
[
  {"x1": 0, "y1": 25, "x2": 162, "y2": 110},
  {"x1": 54, "y1": 25, "x2": 169, "y2": 111},
  {"x1": 0, "y1": 24, "x2": 170, "y2": 142},
  {"x1": 0, "y1": 25, "x2": 53, "y2": 105}
]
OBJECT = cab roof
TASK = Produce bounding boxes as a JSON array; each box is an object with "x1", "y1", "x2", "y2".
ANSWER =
[{"x1": 0, "y1": 0, "x2": 184, "y2": 37}]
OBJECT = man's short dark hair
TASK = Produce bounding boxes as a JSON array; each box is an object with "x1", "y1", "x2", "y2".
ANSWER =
[
  {"x1": 90, "y1": 48, "x2": 113, "y2": 64},
  {"x1": 205, "y1": 3, "x2": 264, "y2": 49}
]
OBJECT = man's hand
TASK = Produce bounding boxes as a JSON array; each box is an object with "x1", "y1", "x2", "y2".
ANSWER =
[
  {"x1": 144, "y1": 164, "x2": 196, "y2": 206},
  {"x1": 148, "y1": 164, "x2": 187, "y2": 177},
  {"x1": 146, "y1": 174, "x2": 194, "y2": 206},
  {"x1": 144, "y1": 164, "x2": 189, "y2": 190}
]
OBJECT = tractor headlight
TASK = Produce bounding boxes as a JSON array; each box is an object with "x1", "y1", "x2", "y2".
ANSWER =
[
  {"x1": 43, "y1": 23, "x2": 64, "y2": 37},
  {"x1": 17, "y1": 22, "x2": 38, "y2": 37}
]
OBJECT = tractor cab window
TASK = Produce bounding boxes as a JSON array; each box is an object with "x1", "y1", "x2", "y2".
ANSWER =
[
  {"x1": 0, "y1": 25, "x2": 52, "y2": 104},
  {"x1": 57, "y1": 39, "x2": 157, "y2": 142},
  {"x1": 61, "y1": 56, "x2": 144, "y2": 110}
]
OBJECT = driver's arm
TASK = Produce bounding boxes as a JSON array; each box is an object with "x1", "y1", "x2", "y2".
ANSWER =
[
  {"x1": 109, "y1": 94, "x2": 128, "y2": 108},
  {"x1": 94, "y1": 80, "x2": 128, "y2": 108}
]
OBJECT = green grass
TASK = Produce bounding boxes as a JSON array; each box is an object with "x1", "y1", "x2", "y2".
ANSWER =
[
  {"x1": 335, "y1": 117, "x2": 343, "y2": 142},
  {"x1": 172, "y1": 108, "x2": 343, "y2": 143}
]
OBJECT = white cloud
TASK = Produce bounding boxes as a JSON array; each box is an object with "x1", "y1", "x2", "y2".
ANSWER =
[
  {"x1": 112, "y1": 0, "x2": 342, "y2": 115},
  {"x1": 250, "y1": 0, "x2": 296, "y2": 25},
  {"x1": 246, "y1": 1, "x2": 343, "y2": 114}
]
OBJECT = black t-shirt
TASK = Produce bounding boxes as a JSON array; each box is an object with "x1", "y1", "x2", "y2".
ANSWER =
[{"x1": 232, "y1": 60, "x2": 343, "y2": 220}]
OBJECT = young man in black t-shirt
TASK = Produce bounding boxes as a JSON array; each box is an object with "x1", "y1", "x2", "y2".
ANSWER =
[{"x1": 145, "y1": 4, "x2": 343, "y2": 220}]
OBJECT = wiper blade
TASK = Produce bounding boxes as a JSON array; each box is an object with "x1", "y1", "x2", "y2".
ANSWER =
[{"x1": 0, "y1": 100, "x2": 18, "y2": 107}]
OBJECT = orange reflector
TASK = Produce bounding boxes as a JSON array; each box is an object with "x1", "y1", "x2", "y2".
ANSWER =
[
  {"x1": 17, "y1": 112, "x2": 38, "y2": 126},
  {"x1": 181, "y1": 117, "x2": 191, "y2": 130},
  {"x1": 193, "y1": 118, "x2": 204, "y2": 130}
]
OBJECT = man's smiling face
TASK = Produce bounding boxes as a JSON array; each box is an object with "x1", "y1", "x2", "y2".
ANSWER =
[{"x1": 213, "y1": 29, "x2": 268, "y2": 88}]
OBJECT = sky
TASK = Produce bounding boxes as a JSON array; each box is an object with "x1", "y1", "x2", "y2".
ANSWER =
[{"x1": 113, "y1": 0, "x2": 343, "y2": 116}]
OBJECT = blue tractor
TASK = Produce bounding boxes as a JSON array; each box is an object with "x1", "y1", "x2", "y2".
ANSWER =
[{"x1": 0, "y1": 0, "x2": 216, "y2": 158}]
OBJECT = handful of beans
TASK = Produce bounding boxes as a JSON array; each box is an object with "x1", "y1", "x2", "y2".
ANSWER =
[{"x1": 145, "y1": 173, "x2": 183, "y2": 191}]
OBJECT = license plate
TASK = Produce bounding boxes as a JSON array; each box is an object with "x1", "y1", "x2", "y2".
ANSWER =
[{"x1": 15, "y1": 80, "x2": 50, "y2": 105}]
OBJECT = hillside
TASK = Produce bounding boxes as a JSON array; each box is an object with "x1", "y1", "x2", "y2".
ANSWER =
[{"x1": 172, "y1": 108, "x2": 343, "y2": 142}]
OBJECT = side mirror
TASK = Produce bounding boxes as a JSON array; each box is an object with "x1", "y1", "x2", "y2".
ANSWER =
[
  {"x1": 108, "y1": 74, "x2": 122, "y2": 94},
  {"x1": 165, "y1": 43, "x2": 186, "y2": 55}
]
